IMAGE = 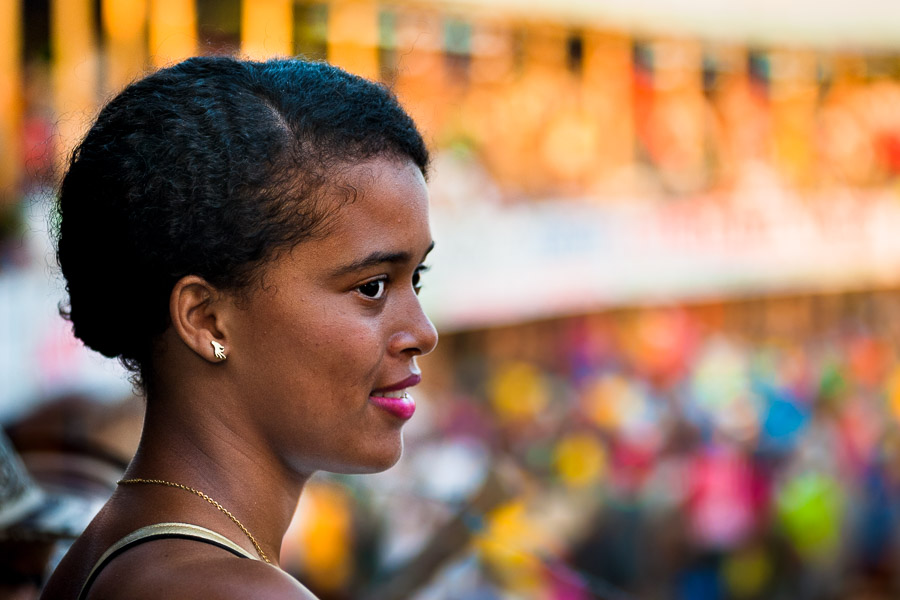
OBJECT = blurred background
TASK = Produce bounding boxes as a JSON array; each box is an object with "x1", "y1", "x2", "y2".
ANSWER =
[{"x1": 3, "y1": 1, "x2": 900, "y2": 599}]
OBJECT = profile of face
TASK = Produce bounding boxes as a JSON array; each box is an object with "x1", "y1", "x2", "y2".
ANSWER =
[{"x1": 221, "y1": 156, "x2": 438, "y2": 476}]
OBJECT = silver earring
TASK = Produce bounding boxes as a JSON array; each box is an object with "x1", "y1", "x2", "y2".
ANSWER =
[{"x1": 211, "y1": 341, "x2": 227, "y2": 361}]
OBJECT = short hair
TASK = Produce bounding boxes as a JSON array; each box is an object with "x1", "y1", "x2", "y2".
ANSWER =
[{"x1": 56, "y1": 56, "x2": 429, "y2": 389}]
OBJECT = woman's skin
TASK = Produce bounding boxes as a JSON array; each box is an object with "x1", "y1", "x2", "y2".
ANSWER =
[{"x1": 41, "y1": 156, "x2": 438, "y2": 599}]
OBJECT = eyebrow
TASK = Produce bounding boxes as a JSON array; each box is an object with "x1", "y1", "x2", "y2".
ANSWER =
[{"x1": 329, "y1": 241, "x2": 435, "y2": 278}]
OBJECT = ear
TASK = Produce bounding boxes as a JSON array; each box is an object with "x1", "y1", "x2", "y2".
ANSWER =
[{"x1": 169, "y1": 275, "x2": 229, "y2": 364}]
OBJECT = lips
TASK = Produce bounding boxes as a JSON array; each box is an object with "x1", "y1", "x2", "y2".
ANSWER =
[{"x1": 370, "y1": 374, "x2": 421, "y2": 420}]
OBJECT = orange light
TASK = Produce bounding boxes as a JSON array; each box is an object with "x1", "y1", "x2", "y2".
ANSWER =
[
  {"x1": 0, "y1": 0, "x2": 22, "y2": 198},
  {"x1": 52, "y1": 0, "x2": 99, "y2": 165},
  {"x1": 327, "y1": 0, "x2": 378, "y2": 80},
  {"x1": 149, "y1": 0, "x2": 197, "y2": 67},
  {"x1": 103, "y1": 0, "x2": 146, "y2": 40},
  {"x1": 241, "y1": 0, "x2": 292, "y2": 59},
  {"x1": 102, "y1": 0, "x2": 148, "y2": 93}
]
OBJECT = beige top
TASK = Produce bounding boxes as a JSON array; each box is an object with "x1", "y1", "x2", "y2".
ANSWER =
[{"x1": 77, "y1": 522, "x2": 257, "y2": 600}]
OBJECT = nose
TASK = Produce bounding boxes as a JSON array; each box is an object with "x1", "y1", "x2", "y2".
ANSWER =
[{"x1": 390, "y1": 293, "x2": 439, "y2": 358}]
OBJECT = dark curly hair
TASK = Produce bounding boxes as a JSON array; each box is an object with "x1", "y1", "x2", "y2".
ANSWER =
[{"x1": 56, "y1": 56, "x2": 429, "y2": 390}]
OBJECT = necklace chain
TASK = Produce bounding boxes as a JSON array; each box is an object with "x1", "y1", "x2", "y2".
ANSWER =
[{"x1": 117, "y1": 478, "x2": 271, "y2": 564}]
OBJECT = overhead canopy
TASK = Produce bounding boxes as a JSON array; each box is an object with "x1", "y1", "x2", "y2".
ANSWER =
[{"x1": 420, "y1": 0, "x2": 900, "y2": 50}]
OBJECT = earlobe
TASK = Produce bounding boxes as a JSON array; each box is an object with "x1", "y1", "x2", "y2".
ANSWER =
[{"x1": 169, "y1": 275, "x2": 229, "y2": 364}]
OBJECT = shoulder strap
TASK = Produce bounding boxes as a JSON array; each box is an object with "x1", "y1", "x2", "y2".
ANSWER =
[{"x1": 77, "y1": 522, "x2": 257, "y2": 600}]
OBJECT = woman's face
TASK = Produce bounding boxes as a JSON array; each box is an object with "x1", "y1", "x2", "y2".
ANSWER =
[{"x1": 224, "y1": 157, "x2": 438, "y2": 476}]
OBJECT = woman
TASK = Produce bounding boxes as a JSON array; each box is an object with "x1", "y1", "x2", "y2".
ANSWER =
[{"x1": 40, "y1": 56, "x2": 438, "y2": 599}]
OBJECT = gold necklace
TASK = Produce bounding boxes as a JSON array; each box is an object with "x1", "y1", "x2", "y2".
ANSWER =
[{"x1": 117, "y1": 478, "x2": 271, "y2": 564}]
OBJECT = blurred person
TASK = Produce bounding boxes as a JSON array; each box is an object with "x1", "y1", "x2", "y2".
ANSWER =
[
  {"x1": 1, "y1": 394, "x2": 144, "y2": 596},
  {"x1": 0, "y1": 428, "x2": 47, "y2": 600},
  {"x1": 40, "y1": 56, "x2": 437, "y2": 599}
]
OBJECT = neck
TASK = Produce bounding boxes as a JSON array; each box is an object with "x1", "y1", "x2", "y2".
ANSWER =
[{"x1": 124, "y1": 386, "x2": 308, "y2": 565}]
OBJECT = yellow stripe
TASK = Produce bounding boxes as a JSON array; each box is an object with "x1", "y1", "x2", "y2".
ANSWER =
[
  {"x1": 102, "y1": 0, "x2": 149, "y2": 93},
  {"x1": 0, "y1": 0, "x2": 22, "y2": 198},
  {"x1": 149, "y1": 0, "x2": 198, "y2": 67},
  {"x1": 242, "y1": 0, "x2": 293, "y2": 59},
  {"x1": 327, "y1": 0, "x2": 379, "y2": 80},
  {"x1": 52, "y1": 0, "x2": 99, "y2": 165}
]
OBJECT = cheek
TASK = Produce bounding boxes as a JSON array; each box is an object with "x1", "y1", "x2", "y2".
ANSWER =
[{"x1": 288, "y1": 311, "x2": 385, "y2": 390}]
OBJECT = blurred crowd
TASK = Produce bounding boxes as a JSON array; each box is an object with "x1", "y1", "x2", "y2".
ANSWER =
[{"x1": 430, "y1": 293, "x2": 900, "y2": 599}]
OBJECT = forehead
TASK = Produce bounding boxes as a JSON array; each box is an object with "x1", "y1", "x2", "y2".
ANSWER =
[
  {"x1": 324, "y1": 158, "x2": 428, "y2": 234},
  {"x1": 296, "y1": 157, "x2": 431, "y2": 263}
]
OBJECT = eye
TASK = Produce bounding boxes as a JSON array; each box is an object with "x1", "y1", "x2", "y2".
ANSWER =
[
  {"x1": 413, "y1": 265, "x2": 430, "y2": 294},
  {"x1": 357, "y1": 278, "x2": 386, "y2": 299}
]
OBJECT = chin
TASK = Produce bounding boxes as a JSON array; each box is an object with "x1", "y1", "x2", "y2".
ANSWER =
[{"x1": 330, "y1": 437, "x2": 405, "y2": 475}]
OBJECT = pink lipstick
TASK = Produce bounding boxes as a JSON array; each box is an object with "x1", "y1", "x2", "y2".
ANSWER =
[{"x1": 370, "y1": 374, "x2": 420, "y2": 420}]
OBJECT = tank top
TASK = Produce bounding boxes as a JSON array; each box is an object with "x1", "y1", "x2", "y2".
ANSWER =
[{"x1": 77, "y1": 522, "x2": 257, "y2": 600}]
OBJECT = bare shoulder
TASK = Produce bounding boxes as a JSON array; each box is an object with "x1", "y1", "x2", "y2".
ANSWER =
[{"x1": 86, "y1": 538, "x2": 317, "y2": 600}]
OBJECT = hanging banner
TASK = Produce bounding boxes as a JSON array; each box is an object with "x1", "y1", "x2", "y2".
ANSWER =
[{"x1": 423, "y1": 169, "x2": 900, "y2": 330}]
